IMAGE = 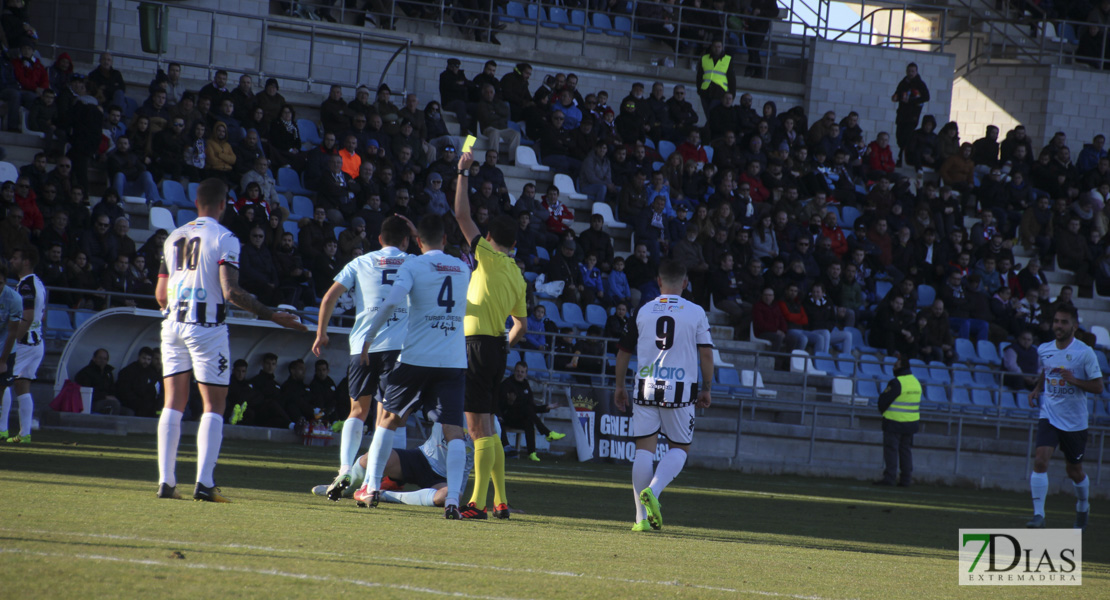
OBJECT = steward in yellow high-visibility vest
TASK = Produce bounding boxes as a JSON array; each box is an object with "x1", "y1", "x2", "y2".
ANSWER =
[
  {"x1": 875, "y1": 356, "x2": 920, "y2": 486},
  {"x1": 695, "y1": 40, "x2": 737, "y2": 117}
]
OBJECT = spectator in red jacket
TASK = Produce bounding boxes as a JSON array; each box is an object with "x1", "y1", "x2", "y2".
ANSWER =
[
  {"x1": 820, "y1": 211, "x2": 849, "y2": 257},
  {"x1": 14, "y1": 176, "x2": 44, "y2": 234},
  {"x1": 739, "y1": 160, "x2": 770, "y2": 204},
  {"x1": 541, "y1": 185, "x2": 574, "y2": 235},
  {"x1": 866, "y1": 132, "x2": 896, "y2": 179},
  {"x1": 10, "y1": 40, "x2": 48, "y2": 131},
  {"x1": 752, "y1": 287, "x2": 808, "y2": 357},
  {"x1": 677, "y1": 129, "x2": 708, "y2": 165}
]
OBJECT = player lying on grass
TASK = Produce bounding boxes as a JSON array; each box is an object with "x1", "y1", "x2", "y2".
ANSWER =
[{"x1": 312, "y1": 422, "x2": 474, "y2": 508}]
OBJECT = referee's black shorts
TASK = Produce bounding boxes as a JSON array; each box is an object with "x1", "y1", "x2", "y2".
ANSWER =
[{"x1": 464, "y1": 335, "x2": 507, "y2": 414}]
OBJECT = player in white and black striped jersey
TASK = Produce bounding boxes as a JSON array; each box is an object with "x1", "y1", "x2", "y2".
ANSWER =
[
  {"x1": 154, "y1": 179, "x2": 307, "y2": 503},
  {"x1": 614, "y1": 260, "x2": 714, "y2": 532}
]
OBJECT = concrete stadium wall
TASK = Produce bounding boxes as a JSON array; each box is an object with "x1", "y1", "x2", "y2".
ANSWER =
[
  {"x1": 953, "y1": 64, "x2": 1110, "y2": 150},
  {"x1": 805, "y1": 39, "x2": 955, "y2": 152}
]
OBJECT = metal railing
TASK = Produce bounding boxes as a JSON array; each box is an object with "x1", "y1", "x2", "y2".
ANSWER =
[
  {"x1": 38, "y1": 0, "x2": 413, "y2": 93},
  {"x1": 37, "y1": 288, "x2": 1108, "y2": 482}
]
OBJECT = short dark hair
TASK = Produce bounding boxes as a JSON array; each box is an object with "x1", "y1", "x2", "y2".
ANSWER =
[
  {"x1": 417, "y1": 214, "x2": 445, "y2": 244},
  {"x1": 379, "y1": 215, "x2": 411, "y2": 248},
  {"x1": 195, "y1": 178, "x2": 228, "y2": 211},
  {"x1": 1055, "y1": 303, "x2": 1078, "y2": 322},
  {"x1": 315, "y1": 359, "x2": 328, "y2": 367},
  {"x1": 139, "y1": 347, "x2": 155, "y2": 357},
  {"x1": 288, "y1": 358, "x2": 304, "y2": 372},
  {"x1": 19, "y1": 245, "x2": 38, "y2": 268},
  {"x1": 658, "y1": 259, "x2": 687, "y2": 284},
  {"x1": 262, "y1": 352, "x2": 278, "y2": 361},
  {"x1": 234, "y1": 358, "x2": 248, "y2": 368},
  {"x1": 487, "y1": 215, "x2": 517, "y2": 248}
]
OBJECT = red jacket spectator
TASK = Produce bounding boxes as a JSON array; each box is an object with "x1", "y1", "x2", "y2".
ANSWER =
[
  {"x1": 821, "y1": 223, "x2": 848, "y2": 257},
  {"x1": 543, "y1": 198, "x2": 574, "y2": 234},
  {"x1": 677, "y1": 142, "x2": 708, "y2": 164},
  {"x1": 867, "y1": 140, "x2": 895, "y2": 174},
  {"x1": 753, "y1": 299, "x2": 787, "y2": 336},
  {"x1": 15, "y1": 189, "x2": 44, "y2": 232},
  {"x1": 12, "y1": 55, "x2": 49, "y2": 92},
  {"x1": 776, "y1": 300, "x2": 809, "y2": 328},
  {"x1": 739, "y1": 172, "x2": 769, "y2": 204}
]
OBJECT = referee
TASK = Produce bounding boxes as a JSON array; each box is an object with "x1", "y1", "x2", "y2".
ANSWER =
[{"x1": 453, "y1": 151, "x2": 528, "y2": 520}]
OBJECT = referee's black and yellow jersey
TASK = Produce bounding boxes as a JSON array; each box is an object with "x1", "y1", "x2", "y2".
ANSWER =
[{"x1": 464, "y1": 235, "x2": 528, "y2": 336}]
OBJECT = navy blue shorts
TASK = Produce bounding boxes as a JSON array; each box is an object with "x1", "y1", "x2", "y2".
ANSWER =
[
  {"x1": 394, "y1": 448, "x2": 446, "y2": 489},
  {"x1": 1035, "y1": 418, "x2": 1088, "y2": 464},
  {"x1": 347, "y1": 350, "x2": 399, "y2": 401},
  {"x1": 382, "y1": 363, "x2": 465, "y2": 427}
]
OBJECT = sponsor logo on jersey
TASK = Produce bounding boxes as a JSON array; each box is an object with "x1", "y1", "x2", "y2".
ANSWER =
[
  {"x1": 434, "y1": 263, "x2": 462, "y2": 272},
  {"x1": 175, "y1": 286, "x2": 209, "y2": 301},
  {"x1": 638, "y1": 359, "x2": 686, "y2": 380},
  {"x1": 376, "y1": 257, "x2": 405, "y2": 267},
  {"x1": 651, "y1": 304, "x2": 666, "y2": 313}
]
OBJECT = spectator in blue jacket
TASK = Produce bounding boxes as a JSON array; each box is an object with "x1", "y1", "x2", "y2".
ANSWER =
[
  {"x1": 579, "y1": 253, "x2": 606, "y2": 306},
  {"x1": 605, "y1": 255, "x2": 632, "y2": 307},
  {"x1": 521, "y1": 304, "x2": 550, "y2": 351},
  {"x1": 1077, "y1": 135, "x2": 1106, "y2": 174}
]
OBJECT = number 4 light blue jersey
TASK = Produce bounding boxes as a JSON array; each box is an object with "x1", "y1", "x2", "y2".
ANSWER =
[
  {"x1": 334, "y1": 246, "x2": 410, "y2": 355},
  {"x1": 1038, "y1": 338, "x2": 1102, "y2": 431},
  {"x1": 391, "y1": 250, "x2": 470, "y2": 369}
]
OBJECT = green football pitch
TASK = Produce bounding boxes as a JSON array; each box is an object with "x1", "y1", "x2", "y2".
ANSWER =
[{"x1": 1, "y1": 431, "x2": 1106, "y2": 599}]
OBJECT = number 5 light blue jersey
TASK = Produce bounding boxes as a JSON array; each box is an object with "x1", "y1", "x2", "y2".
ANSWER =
[
  {"x1": 391, "y1": 250, "x2": 470, "y2": 369},
  {"x1": 1037, "y1": 338, "x2": 1102, "y2": 431},
  {"x1": 334, "y1": 246, "x2": 410, "y2": 355},
  {"x1": 0, "y1": 285, "x2": 22, "y2": 349}
]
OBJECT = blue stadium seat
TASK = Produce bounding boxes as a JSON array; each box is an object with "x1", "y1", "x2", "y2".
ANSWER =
[
  {"x1": 836, "y1": 357, "x2": 856, "y2": 378},
  {"x1": 502, "y1": 1, "x2": 524, "y2": 23},
  {"x1": 917, "y1": 284, "x2": 935, "y2": 307},
  {"x1": 188, "y1": 182, "x2": 199, "y2": 202},
  {"x1": 539, "y1": 300, "x2": 566, "y2": 327},
  {"x1": 544, "y1": 6, "x2": 566, "y2": 28},
  {"x1": 526, "y1": 3, "x2": 542, "y2": 25},
  {"x1": 955, "y1": 338, "x2": 979, "y2": 363},
  {"x1": 522, "y1": 351, "x2": 550, "y2": 376},
  {"x1": 973, "y1": 370, "x2": 996, "y2": 387},
  {"x1": 613, "y1": 15, "x2": 642, "y2": 38},
  {"x1": 950, "y1": 388, "x2": 974, "y2": 411},
  {"x1": 657, "y1": 140, "x2": 676, "y2": 160},
  {"x1": 160, "y1": 180, "x2": 190, "y2": 209},
  {"x1": 952, "y1": 367, "x2": 975, "y2": 387},
  {"x1": 844, "y1": 326, "x2": 880, "y2": 355},
  {"x1": 333, "y1": 226, "x2": 346, "y2": 237},
  {"x1": 565, "y1": 9, "x2": 586, "y2": 31},
  {"x1": 524, "y1": 271, "x2": 539, "y2": 283},
  {"x1": 923, "y1": 385, "x2": 950, "y2": 410},
  {"x1": 840, "y1": 205, "x2": 861, "y2": 228},
  {"x1": 74, "y1": 310, "x2": 95, "y2": 330},
  {"x1": 283, "y1": 220, "x2": 299, "y2": 237},
  {"x1": 928, "y1": 361, "x2": 951, "y2": 384},
  {"x1": 297, "y1": 118, "x2": 322, "y2": 148},
  {"x1": 277, "y1": 168, "x2": 311, "y2": 196},
  {"x1": 971, "y1": 388, "x2": 996, "y2": 411},
  {"x1": 859, "y1": 356, "x2": 885, "y2": 380},
  {"x1": 290, "y1": 196, "x2": 314, "y2": 221},
  {"x1": 560, "y1": 303, "x2": 591, "y2": 330},
  {"x1": 813, "y1": 352, "x2": 839, "y2": 376},
  {"x1": 704, "y1": 145, "x2": 714, "y2": 163},
  {"x1": 176, "y1": 209, "x2": 197, "y2": 227},
  {"x1": 589, "y1": 12, "x2": 613, "y2": 34},
  {"x1": 536, "y1": 246, "x2": 550, "y2": 262},
  {"x1": 909, "y1": 359, "x2": 932, "y2": 383},
  {"x1": 881, "y1": 355, "x2": 897, "y2": 377},
  {"x1": 874, "y1": 280, "x2": 893, "y2": 304},
  {"x1": 46, "y1": 309, "x2": 73, "y2": 340},
  {"x1": 585, "y1": 304, "x2": 607, "y2": 328},
  {"x1": 977, "y1": 340, "x2": 1001, "y2": 366},
  {"x1": 856, "y1": 380, "x2": 880, "y2": 403}
]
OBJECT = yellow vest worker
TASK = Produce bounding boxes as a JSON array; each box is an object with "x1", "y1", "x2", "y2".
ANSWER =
[
  {"x1": 875, "y1": 361, "x2": 921, "y2": 486},
  {"x1": 695, "y1": 41, "x2": 736, "y2": 117},
  {"x1": 699, "y1": 54, "x2": 732, "y2": 93}
]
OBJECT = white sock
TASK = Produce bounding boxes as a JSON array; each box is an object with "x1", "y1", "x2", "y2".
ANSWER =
[
  {"x1": 1074, "y1": 475, "x2": 1090, "y2": 513},
  {"x1": 195, "y1": 412, "x2": 224, "y2": 488},
  {"x1": 157, "y1": 409, "x2": 183, "y2": 488},
  {"x1": 649, "y1": 448, "x2": 687, "y2": 498},
  {"x1": 350, "y1": 456, "x2": 367, "y2": 487},
  {"x1": 17, "y1": 393, "x2": 32, "y2": 436},
  {"x1": 445, "y1": 438, "x2": 465, "y2": 507},
  {"x1": 0, "y1": 388, "x2": 11, "y2": 432},
  {"x1": 381, "y1": 488, "x2": 438, "y2": 506},
  {"x1": 1031, "y1": 471, "x2": 1049, "y2": 517},
  {"x1": 632, "y1": 449, "x2": 654, "y2": 523},
  {"x1": 339, "y1": 417, "x2": 364, "y2": 475},
  {"x1": 364, "y1": 427, "x2": 395, "y2": 492}
]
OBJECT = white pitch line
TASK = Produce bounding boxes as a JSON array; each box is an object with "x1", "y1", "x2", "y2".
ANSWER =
[
  {"x1": 1, "y1": 528, "x2": 853, "y2": 600},
  {"x1": 0, "y1": 548, "x2": 532, "y2": 600}
]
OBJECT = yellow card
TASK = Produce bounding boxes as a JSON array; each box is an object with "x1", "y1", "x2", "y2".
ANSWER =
[{"x1": 462, "y1": 135, "x2": 477, "y2": 153}]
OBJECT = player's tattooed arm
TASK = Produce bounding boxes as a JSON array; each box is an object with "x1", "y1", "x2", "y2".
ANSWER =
[{"x1": 220, "y1": 265, "x2": 274, "y2": 320}]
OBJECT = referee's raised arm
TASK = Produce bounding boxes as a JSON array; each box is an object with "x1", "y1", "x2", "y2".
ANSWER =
[{"x1": 453, "y1": 151, "x2": 480, "y2": 243}]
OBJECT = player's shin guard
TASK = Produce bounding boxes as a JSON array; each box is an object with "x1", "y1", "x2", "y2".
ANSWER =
[
  {"x1": 491, "y1": 439, "x2": 508, "y2": 507},
  {"x1": 364, "y1": 426, "x2": 395, "y2": 492},
  {"x1": 445, "y1": 438, "x2": 466, "y2": 508},
  {"x1": 1031, "y1": 471, "x2": 1049, "y2": 516},
  {"x1": 0, "y1": 387, "x2": 11, "y2": 432},
  {"x1": 468, "y1": 436, "x2": 497, "y2": 509},
  {"x1": 650, "y1": 448, "x2": 687, "y2": 498},
  {"x1": 381, "y1": 488, "x2": 438, "y2": 506},
  {"x1": 339, "y1": 417, "x2": 364, "y2": 475},
  {"x1": 157, "y1": 408, "x2": 184, "y2": 488},
  {"x1": 16, "y1": 393, "x2": 32, "y2": 436},
  {"x1": 1074, "y1": 475, "x2": 1090, "y2": 513},
  {"x1": 632, "y1": 450, "x2": 654, "y2": 523},
  {"x1": 195, "y1": 412, "x2": 224, "y2": 488}
]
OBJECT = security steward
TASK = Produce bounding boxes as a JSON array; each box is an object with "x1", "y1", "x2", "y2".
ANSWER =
[
  {"x1": 875, "y1": 355, "x2": 921, "y2": 486},
  {"x1": 695, "y1": 40, "x2": 739, "y2": 117}
]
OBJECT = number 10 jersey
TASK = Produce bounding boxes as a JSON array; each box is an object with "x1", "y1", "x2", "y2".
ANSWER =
[
  {"x1": 159, "y1": 216, "x2": 240, "y2": 325},
  {"x1": 619, "y1": 294, "x2": 713, "y2": 407}
]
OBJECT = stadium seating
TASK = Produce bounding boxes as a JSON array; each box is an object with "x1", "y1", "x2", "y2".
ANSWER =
[
  {"x1": 560, "y1": 303, "x2": 591, "y2": 330},
  {"x1": 149, "y1": 207, "x2": 176, "y2": 232},
  {"x1": 585, "y1": 304, "x2": 608, "y2": 328},
  {"x1": 955, "y1": 338, "x2": 978, "y2": 363},
  {"x1": 917, "y1": 284, "x2": 935, "y2": 307},
  {"x1": 291, "y1": 196, "x2": 314, "y2": 220},
  {"x1": 539, "y1": 300, "x2": 566, "y2": 327},
  {"x1": 283, "y1": 220, "x2": 299, "y2": 237},
  {"x1": 553, "y1": 173, "x2": 587, "y2": 201},
  {"x1": 976, "y1": 340, "x2": 1001, "y2": 366},
  {"x1": 176, "y1": 209, "x2": 197, "y2": 227},
  {"x1": 592, "y1": 202, "x2": 627, "y2": 229},
  {"x1": 515, "y1": 146, "x2": 550, "y2": 173},
  {"x1": 277, "y1": 168, "x2": 311, "y2": 196},
  {"x1": 297, "y1": 119, "x2": 322, "y2": 148}
]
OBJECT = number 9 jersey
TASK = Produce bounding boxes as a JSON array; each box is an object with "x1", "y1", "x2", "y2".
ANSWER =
[
  {"x1": 619, "y1": 294, "x2": 713, "y2": 407},
  {"x1": 159, "y1": 217, "x2": 240, "y2": 325}
]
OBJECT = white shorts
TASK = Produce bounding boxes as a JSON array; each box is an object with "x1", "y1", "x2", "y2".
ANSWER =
[
  {"x1": 12, "y1": 342, "x2": 44, "y2": 380},
  {"x1": 161, "y1": 320, "x2": 231, "y2": 386},
  {"x1": 631, "y1": 403, "x2": 696, "y2": 445}
]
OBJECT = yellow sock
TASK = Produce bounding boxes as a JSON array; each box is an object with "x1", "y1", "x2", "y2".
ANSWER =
[
  {"x1": 468, "y1": 435, "x2": 497, "y2": 509},
  {"x1": 492, "y1": 440, "x2": 508, "y2": 506}
]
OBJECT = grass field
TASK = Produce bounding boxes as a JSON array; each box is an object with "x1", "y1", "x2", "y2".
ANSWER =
[{"x1": 0, "y1": 431, "x2": 1106, "y2": 599}]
